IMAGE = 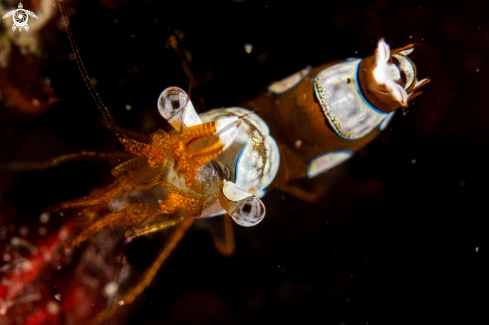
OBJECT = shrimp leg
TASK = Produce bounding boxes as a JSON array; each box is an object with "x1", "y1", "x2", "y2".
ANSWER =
[
  {"x1": 210, "y1": 214, "x2": 236, "y2": 257},
  {"x1": 64, "y1": 202, "x2": 161, "y2": 248},
  {"x1": 47, "y1": 170, "x2": 139, "y2": 211}
]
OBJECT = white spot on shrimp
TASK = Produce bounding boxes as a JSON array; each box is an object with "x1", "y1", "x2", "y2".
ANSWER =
[{"x1": 295, "y1": 140, "x2": 302, "y2": 149}]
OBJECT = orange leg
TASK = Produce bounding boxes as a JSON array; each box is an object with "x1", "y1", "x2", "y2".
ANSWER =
[
  {"x1": 111, "y1": 157, "x2": 139, "y2": 177},
  {"x1": 127, "y1": 190, "x2": 204, "y2": 238},
  {"x1": 65, "y1": 202, "x2": 161, "y2": 248},
  {"x1": 47, "y1": 170, "x2": 139, "y2": 212},
  {"x1": 210, "y1": 214, "x2": 236, "y2": 257}
]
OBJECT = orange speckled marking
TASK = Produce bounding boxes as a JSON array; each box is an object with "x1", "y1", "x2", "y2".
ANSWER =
[{"x1": 160, "y1": 191, "x2": 204, "y2": 217}]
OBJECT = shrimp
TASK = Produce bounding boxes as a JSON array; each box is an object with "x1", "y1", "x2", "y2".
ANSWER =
[{"x1": 0, "y1": 1, "x2": 429, "y2": 324}]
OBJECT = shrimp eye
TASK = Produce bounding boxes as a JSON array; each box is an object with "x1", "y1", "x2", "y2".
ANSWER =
[
  {"x1": 218, "y1": 181, "x2": 266, "y2": 227},
  {"x1": 158, "y1": 87, "x2": 188, "y2": 119},
  {"x1": 230, "y1": 196, "x2": 265, "y2": 227},
  {"x1": 391, "y1": 53, "x2": 415, "y2": 90}
]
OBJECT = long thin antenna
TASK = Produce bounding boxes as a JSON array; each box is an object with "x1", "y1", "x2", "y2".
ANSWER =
[{"x1": 58, "y1": 0, "x2": 129, "y2": 144}]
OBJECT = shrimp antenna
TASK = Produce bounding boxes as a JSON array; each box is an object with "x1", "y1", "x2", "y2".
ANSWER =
[{"x1": 58, "y1": 0, "x2": 129, "y2": 144}]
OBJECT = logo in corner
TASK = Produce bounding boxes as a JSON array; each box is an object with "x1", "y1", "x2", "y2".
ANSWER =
[{"x1": 2, "y1": 3, "x2": 38, "y2": 32}]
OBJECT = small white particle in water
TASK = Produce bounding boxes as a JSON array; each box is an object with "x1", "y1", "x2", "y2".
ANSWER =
[
  {"x1": 476, "y1": 69, "x2": 479, "y2": 72},
  {"x1": 126, "y1": 104, "x2": 132, "y2": 111},
  {"x1": 411, "y1": 159, "x2": 416, "y2": 164},
  {"x1": 409, "y1": 35, "x2": 412, "y2": 38},
  {"x1": 47, "y1": 301, "x2": 60, "y2": 315},
  {"x1": 475, "y1": 247, "x2": 479, "y2": 252},
  {"x1": 19, "y1": 226, "x2": 28, "y2": 237},
  {"x1": 54, "y1": 294, "x2": 61, "y2": 301},
  {"x1": 104, "y1": 282, "x2": 119, "y2": 297},
  {"x1": 295, "y1": 140, "x2": 302, "y2": 149},
  {"x1": 158, "y1": 199, "x2": 163, "y2": 204},
  {"x1": 39, "y1": 212, "x2": 50, "y2": 224},
  {"x1": 59, "y1": 212, "x2": 64, "y2": 217},
  {"x1": 39, "y1": 227, "x2": 47, "y2": 236},
  {"x1": 244, "y1": 43, "x2": 253, "y2": 54},
  {"x1": 118, "y1": 300, "x2": 125, "y2": 305}
]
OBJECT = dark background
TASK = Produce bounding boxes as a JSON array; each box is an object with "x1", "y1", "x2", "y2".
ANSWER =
[{"x1": 0, "y1": 0, "x2": 487, "y2": 324}]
